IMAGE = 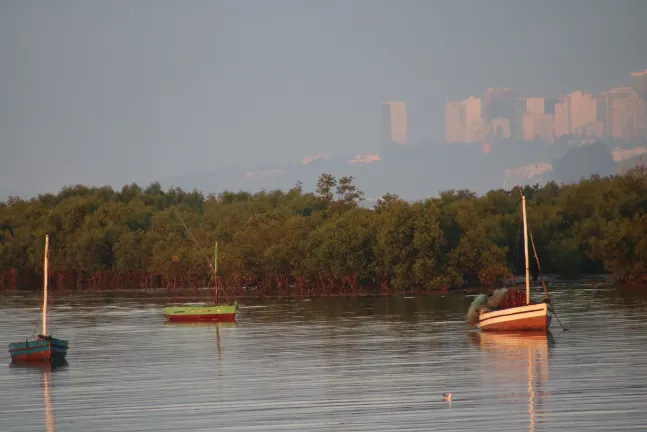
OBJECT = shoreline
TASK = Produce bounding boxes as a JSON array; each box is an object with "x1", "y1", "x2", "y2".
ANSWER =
[{"x1": 1, "y1": 273, "x2": 634, "y2": 300}]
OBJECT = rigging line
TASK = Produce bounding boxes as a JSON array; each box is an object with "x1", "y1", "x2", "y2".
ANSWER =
[
  {"x1": 515, "y1": 186, "x2": 549, "y2": 299},
  {"x1": 528, "y1": 231, "x2": 550, "y2": 300},
  {"x1": 513, "y1": 224, "x2": 521, "y2": 273},
  {"x1": 516, "y1": 186, "x2": 568, "y2": 331},
  {"x1": 48, "y1": 282, "x2": 53, "y2": 336},
  {"x1": 548, "y1": 302, "x2": 569, "y2": 332},
  {"x1": 173, "y1": 209, "x2": 231, "y2": 304},
  {"x1": 46, "y1": 241, "x2": 52, "y2": 336}
]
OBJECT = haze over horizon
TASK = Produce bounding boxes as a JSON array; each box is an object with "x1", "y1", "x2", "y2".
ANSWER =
[{"x1": 1, "y1": 0, "x2": 646, "y2": 195}]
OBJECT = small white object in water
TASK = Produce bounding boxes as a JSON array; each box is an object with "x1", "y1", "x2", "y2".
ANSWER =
[{"x1": 443, "y1": 393, "x2": 452, "y2": 401}]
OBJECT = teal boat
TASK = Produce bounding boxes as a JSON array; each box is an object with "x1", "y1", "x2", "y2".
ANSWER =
[{"x1": 8, "y1": 235, "x2": 69, "y2": 364}]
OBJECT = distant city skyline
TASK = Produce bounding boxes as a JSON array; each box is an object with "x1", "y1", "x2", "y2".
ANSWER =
[
  {"x1": 444, "y1": 68, "x2": 647, "y2": 144},
  {"x1": 381, "y1": 101, "x2": 408, "y2": 146},
  {"x1": 1, "y1": 1, "x2": 646, "y2": 195}
]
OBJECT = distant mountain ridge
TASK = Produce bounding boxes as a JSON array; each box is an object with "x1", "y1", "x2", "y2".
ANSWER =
[
  {"x1": 1, "y1": 138, "x2": 641, "y2": 202},
  {"x1": 161, "y1": 139, "x2": 628, "y2": 200}
]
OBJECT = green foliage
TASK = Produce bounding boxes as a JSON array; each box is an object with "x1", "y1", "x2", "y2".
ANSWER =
[{"x1": 1, "y1": 169, "x2": 646, "y2": 292}]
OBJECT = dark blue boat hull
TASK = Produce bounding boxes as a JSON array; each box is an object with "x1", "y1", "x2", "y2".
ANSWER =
[{"x1": 8, "y1": 336, "x2": 68, "y2": 364}]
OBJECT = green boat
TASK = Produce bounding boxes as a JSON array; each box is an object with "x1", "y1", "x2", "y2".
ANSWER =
[
  {"x1": 162, "y1": 303, "x2": 238, "y2": 323},
  {"x1": 163, "y1": 211, "x2": 239, "y2": 323}
]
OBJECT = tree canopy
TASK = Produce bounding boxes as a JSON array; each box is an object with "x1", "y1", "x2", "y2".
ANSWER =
[{"x1": 1, "y1": 168, "x2": 646, "y2": 295}]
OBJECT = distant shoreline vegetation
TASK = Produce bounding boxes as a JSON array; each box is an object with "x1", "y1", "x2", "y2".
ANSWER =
[{"x1": 1, "y1": 168, "x2": 646, "y2": 295}]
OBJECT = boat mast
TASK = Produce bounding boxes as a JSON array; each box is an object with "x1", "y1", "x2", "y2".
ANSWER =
[
  {"x1": 214, "y1": 241, "x2": 219, "y2": 305},
  {"x1": 521, "y1": 195, "x2": 530, "y2": 305},
  {"x1": 42, "y1": 235, "x2": 49, "y2": 336}
]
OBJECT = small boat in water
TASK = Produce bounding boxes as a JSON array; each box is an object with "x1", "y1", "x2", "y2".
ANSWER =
[
  {"x1": 162, "y1": 303, "x2": 238, "y2": 323},
  {"x1": 467, "y1": 192, "x2": 553, "y2": 332},
  {"x1": 475, "y1": 301, "x2": 551, "y2": 331},
  {"x1": 8, "y1": 235, "x2": 69, "y2": 364},
  {"x1": 162, "y1": 214, "x2": 238, "y2": 323}
]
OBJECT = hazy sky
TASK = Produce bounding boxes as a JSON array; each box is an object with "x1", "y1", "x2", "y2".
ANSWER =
[{"x1": 1, "y1": 0, "x2": 645, "y2": 193}]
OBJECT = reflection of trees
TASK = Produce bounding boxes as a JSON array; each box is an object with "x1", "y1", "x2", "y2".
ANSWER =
[
  {"x1": 596, "y1": 288, "x2": 647, "y2": 315},
  {"x1": 242, "y1": 296, "x2": 471, "y2": 327}
]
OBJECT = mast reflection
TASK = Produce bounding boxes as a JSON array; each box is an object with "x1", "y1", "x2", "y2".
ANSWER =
[{"x1": 469, "y1": 331, "x2": 554, "y2": 432}]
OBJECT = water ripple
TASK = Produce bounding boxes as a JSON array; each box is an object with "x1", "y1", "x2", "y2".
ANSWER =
[{"x1": 1, "y1": 289, "x2": 647, "y2": 431}]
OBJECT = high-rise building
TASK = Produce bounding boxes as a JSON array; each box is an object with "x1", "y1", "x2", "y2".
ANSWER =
[
  {"x1": 525, "y1": 97, "x2": 545, "y2": 115},
  {"x1": 553, "y1": 97, "x2": 571, "y2": 138},
  {"x1": 483, "y1": 88, "x2": 521, "y2": 138},
  {"x1": 445, "y1": 97, "x2": 485, "y2": 143},
  {"x1": 600, "y1": 87, "x2": 647, "y2": 140},
  {"x1": 445, "y1": 101, "x2": 464, "y2": 143},
  {"x1": 568, "y1": 91, "x2": 599, "y2": 136},
  {"x1": 523, "y1": 113, "x2": 554, "y2": 143},
  {"x1": 461, "y1": 96, "x2": 485, "y2": 142},
  {"x1": 485, "y1": 118, "x2": 511, "y2": 140},
  {"x1": 381, "y1": 101, "x2": 407, "y2": 145},
  {"x1": 521, "y1": 97, "x2": 554, "y2": 143},
  {"x1": 520, "y1": 97, "x2": 553, "y2": 143},
  {"x1": 483, "y1": 88, "x2": 517, "y2": 120},
  {"x1": 544, "y1": 99, "x2": 557, "y2": 115},
  {"x1": 511, "y1": 99, "x2": 527, "y2": 139},
  {"x1": 551, "y1": 91, "x2": 601, "y2": 138},
  {"x1": 631, "y1": 68, "x2": 647, "y2": 99}
]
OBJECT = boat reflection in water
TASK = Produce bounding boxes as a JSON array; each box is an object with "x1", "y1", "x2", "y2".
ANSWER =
[
  {"x1": 163, "y1": 321, "x2": 238, "y2": 362},
  {"x1": 9, "y1": 360, "x2": 68, "y2": 432},
  {"x1": 163, "y1": 321, "x2": 238, "y2": 329},
  {"x1": 469, "y1": 331, "x2": 554, "y2": 432}
]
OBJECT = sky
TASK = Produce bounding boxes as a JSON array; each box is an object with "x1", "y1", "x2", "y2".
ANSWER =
[{"x1": 1, "y1": 0, "x2": 646, "y2": 194}]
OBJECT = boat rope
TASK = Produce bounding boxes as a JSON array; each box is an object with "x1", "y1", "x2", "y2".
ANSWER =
[
  {"x1": 515, "y1": 186, "x2": 568, "y2": 331},
  {"x1": 525, "y1": 224, "x2": 565, "y2": 329},
  {"x1": 513, "y1": 225, "x2": 521, "y2": 275},
  {"x1": 174, "y1": 209, "x2": 232, "y2": 304},
  {"x1": 547, "y1": 301, "x2": 569, "y2": 332},
  {"x1": 528, "y1": 232, "x2": 550, "y2": 300},
  {"x1": 48, "y1": 285, "x2": 53, "y2": 336}
]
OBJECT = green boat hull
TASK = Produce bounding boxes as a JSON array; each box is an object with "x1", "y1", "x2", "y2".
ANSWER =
[{"x1": 162, "y1": 303, "x2": 238, "y2": 323}]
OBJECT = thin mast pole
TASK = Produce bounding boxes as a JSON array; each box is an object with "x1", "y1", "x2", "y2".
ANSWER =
[
  {"x1": 42, "y1": 235, "x2": 49, "y2": 336},
  {"x1": 214, "y1": 241, "x2": 219, "y2": 305},
  {"x1": 515, "y1": 186, "x2": 548, "y2": 300},
  {"x1": 172, "y1": 210, "x2": 231, "y2": 304},
  {"x1": 521, "y1": 196, "x2": 530, "y2": 305}
]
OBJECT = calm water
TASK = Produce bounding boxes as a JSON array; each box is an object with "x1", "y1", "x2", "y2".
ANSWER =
[{"x1": 1, "y1": 287, "x2": 647, "y2": 431}]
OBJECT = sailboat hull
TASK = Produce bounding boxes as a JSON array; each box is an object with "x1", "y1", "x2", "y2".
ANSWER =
[
  {"x1": 8, "y1": 336, "x2": 68, "y2": 364},
  {"x1": 477, "y1": 303, "x2": 552, "y2": 332},
  {"x1": 162, "y1": 305, "x2": 238, "y2": 323}
]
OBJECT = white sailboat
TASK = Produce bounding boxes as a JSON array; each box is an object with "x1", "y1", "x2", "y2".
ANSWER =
[{"x1": 476, "y1": 194, "x2": 552, "y2": 331}]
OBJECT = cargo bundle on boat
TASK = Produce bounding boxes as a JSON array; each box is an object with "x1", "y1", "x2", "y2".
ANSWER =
[{"x1": 467, "y1": 190, "x2": 555, "y2": 332}]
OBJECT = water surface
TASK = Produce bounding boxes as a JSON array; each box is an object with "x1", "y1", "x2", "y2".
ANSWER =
[{"x1": 1, "y1": 288, "x2": 646, "y2": 431}]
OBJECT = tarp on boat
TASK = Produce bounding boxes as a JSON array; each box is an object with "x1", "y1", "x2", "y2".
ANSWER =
[{"x1": 466, "y1": 288, "x2": 511, "y2": 325}]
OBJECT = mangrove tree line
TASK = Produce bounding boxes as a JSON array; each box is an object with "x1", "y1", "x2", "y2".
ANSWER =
[{"x1": 1, "y1": 168, "x2": 646, "y2": 294}]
